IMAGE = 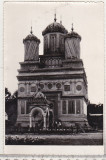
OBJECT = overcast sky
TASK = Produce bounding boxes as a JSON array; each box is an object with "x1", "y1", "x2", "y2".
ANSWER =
[{"x1": 4, "y1": 2, "x2": 104, "y2": 104}]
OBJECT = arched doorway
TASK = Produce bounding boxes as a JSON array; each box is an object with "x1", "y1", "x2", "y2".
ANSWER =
[
  {"x1": 29, "y1": 107, "x2": 44, "y2": 130},
  {"x1": 32, "y1": 108, "x2": 44, "y2": 129},
  {"x1": 29, "y1": 107, "x2": 54, "y2": 130}
]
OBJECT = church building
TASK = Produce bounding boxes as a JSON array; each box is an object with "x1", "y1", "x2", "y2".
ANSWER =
[{"x1": 17, "y1": 15, "x2": 88, "y2": 129}]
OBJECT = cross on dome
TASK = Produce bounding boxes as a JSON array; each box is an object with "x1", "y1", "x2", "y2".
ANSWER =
[
  {"x1": 30, "y1": 26, "x2": 33, "y2": 34},
  {"x1": 60, "y1": 15, "x2": 62, "y2": 24},
  {"x1": 71, "y1": 23, "x2": 74, "y2": 32},
  {"x1": 54, "y1": 12, "x2": 57, "y2": 22}
]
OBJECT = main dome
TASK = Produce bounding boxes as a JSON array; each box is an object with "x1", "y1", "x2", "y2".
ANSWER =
[{"x1": 42, "y1": 22, "x2": 68, "y2": 36}]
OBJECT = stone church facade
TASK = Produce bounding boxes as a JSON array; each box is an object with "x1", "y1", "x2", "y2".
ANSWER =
[{"x1": 17, "y1": 16, "x2": 88, "y2": 129}]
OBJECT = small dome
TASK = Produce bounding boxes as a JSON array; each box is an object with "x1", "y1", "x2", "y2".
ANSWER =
[
  {"x1": 65, "y1": 31, "x2": 81, "y2": 40},
  {"x1": 65, "y1": 24, "x2": 81, "y2": 40},
  {"x1": 23, "y1": 33, "x2": 40, "y2": 43},
  {"x1": 42, "y1": 22, "x2": 68, "y2": 36}
]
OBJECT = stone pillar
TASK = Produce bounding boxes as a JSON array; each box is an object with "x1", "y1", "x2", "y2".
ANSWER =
[
  {"x1": 75, "y1": 100, "x2": 76, "y2": 114},
  {"x1": 26, "y1": 83, "x2": 29, "y2": 95},
  {"x1": 47, "y1": 110, "x2": 50, "y2": 129},
  {"x1": 29, "y1": 115, "x2": 32, "y2": 128},
  {"x1": 43, "y1": 113, "x2": 46, "y2": 129}
]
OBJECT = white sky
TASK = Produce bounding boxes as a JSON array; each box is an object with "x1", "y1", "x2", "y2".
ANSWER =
[{"x1": 4, "y1": 2, "x2": 104, "y2": 104}]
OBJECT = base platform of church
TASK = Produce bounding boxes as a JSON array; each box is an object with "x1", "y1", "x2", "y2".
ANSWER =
[{"x1": 16, "y1": 114, "x2": 88, "y2": 128}]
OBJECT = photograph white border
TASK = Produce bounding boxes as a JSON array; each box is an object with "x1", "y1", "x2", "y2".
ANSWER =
[{"x1": 1, "y1": 0, "x2": 105, "y2": 157}]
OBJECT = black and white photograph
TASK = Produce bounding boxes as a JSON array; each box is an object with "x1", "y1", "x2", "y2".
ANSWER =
[{"x1": 4, "y1": 1, "x2": 104, "y2": 154}]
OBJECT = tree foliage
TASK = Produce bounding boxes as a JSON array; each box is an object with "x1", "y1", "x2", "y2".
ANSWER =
[
  {"x1": 5, "y1": 87, "x2": 18, "y2": 127},
  {"x1": 87, "y1": 103, "x2": 103, "y2": 129}
]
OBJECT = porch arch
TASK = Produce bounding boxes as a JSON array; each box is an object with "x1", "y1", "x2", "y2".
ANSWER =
[{"x1": 29, "y1": 107, "x2": 46, "y2": 129}]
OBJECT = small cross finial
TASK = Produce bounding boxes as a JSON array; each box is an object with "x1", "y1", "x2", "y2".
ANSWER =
[
  {"x1": 60, "y1": 15, "x2": 62, "y2": 24},
  {"x1": 54, "y1": 10, "x2": 57, "y2": 22},
  {"x1": 71, "y1": 23, "x2": 74, "y2": 32},
  {"x1": 30, "y1": 26, "x2": 33, "y2": 34}
]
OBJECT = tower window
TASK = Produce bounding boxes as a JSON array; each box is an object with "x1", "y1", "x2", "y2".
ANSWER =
[
  {"x1": 50, "y1": 35, "x2": 56, "y2": 52},
  {"x1": 21, "y1": 101, "x2": 25, "y2": 114},
  {"x1": 62, "y1": 101, "x2": 66, "y2": 114},
  {"x1": 68, "y1": 100, "x2": 75, "y2": 114},
  {"x1": 44, "y1": 36, "x2": 48, "y2": 51},
  {"x1": 76, "y1": 100, "x2": 81, "y2": 114}
]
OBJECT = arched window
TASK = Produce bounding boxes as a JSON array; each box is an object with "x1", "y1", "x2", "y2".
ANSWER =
[
  {"x1": 21, "y1": 101, "x2": 25, "y2": 114},
  {"x1": 50, "y1": 35, "x2": 56, "y2": 52},
  {"x1": 76, "y1": 100, "x2": 81, "y2": 114},
  {"x1": 44, "y1": 36, "x2": 48, "y2": 52},
  {"x1": 68, "y1": 100, "x2": 75, "y2": 114},
  {"x1": 62, "y1": 101, "x2": 66, "y2": 114}
]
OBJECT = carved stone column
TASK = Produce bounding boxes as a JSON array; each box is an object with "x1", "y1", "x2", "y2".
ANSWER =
[
  {"x1": 29, "y1": 115, "x2": 32, "y2": 128},
  {"x1": 43, "y1": 113, "x2": 46, "y2": 129}
]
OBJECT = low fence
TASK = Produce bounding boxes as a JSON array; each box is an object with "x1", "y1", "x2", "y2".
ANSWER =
[{"x1": 6, "y1": 125, "x2": 97, "y2": 135}]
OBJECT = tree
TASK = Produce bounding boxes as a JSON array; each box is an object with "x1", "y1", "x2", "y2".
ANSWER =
[
  {"x1": 5, "y1": 88, "x2": 11, "y2": 101},
  {"x1": 5, "y1": 88, "x2": 18, "y2": 128},
  {"x1": 12, "y1": 90, "x2": 18, "y2": 99},
  {"x1": 87, "y1": 103, "x2": 103, "y2": 129}
]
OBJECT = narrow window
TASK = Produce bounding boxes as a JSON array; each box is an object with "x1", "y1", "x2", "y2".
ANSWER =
[
  {"x1": 76, "y1": 100, "x2": 81, "y2": 114},
  {"x1": 68, "y1": 100, "x2": 75, "y2": 114},
  {"x1": 26, "y1": 105, "x2": 29, "y2": 114},
  {"x1": 21, "y1": 105, "x2": 25, "y2": 114},
  {"x1": 50, "y1": 35, "x2": 56, "y2": 52},
  {"x1": 44, "y1": 36, "x2": 48, "y2": 51},
  {"x1": 62, "y1": 101, "x2": 66, "y2": 114}
]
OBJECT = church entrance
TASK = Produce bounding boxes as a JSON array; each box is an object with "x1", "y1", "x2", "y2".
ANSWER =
[
  {"x1": 29, "y1": 107, "x2": 54, "y2": 130},
  {"x1": 29, "y1": 107, "x2": 44, "y2": 130},
  {"x1": 32, "y1": 108, "x2": 44, "y2": 129}
]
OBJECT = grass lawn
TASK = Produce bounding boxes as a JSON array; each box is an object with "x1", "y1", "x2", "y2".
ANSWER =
[{"x1": 5, "y1": 132, "x2": 103, "y2": 145}]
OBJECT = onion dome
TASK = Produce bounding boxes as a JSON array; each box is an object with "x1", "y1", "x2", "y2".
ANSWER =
[
  {"x1": 65, "y1": 23, "x2": 81, "y2": 40},
  {"x1": 23, "y1": 27, "x2": 40, "y2": 43},
  {"x1": 42, "y1": 14, "x2": 68, "y2": 36}
]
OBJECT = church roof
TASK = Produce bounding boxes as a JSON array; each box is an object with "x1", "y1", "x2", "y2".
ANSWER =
[
  {"x1": 42, "y1": 22, "x2": 68, "y2": 36},
  {"x1": 23, "y1": 34, "x2": 40, "y2": 43},
  {"x1": 65, "y1": 31, "x2": 81, "y2": 40},
  {"x1": 23, "y1": 27, "x2": 40, "y2": 43},
  {"x1": 65, "y1": 24, "x2": 81, "y2": 40}
]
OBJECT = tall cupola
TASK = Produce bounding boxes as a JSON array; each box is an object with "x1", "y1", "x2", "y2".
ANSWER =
[
  {"x1": 65, "y1": 24, "x2": 81, "y2": 59},
  {"x1": 42, "y1": 14, "x2": 68, "y2": 55},
  {"x1": 23, "y1": 27, "x2": 40, "y2": 61}
]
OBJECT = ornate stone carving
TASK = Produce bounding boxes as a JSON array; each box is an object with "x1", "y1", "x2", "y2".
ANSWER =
[
  {"x1": 56, "y1": 83, "x2": 61, "y2": 89},
  {"x1": 76, "y1": 84, "x2": 82, "y2": 91},
  {"x1": 31, "y1": 86, "x2": 37, "y2": 92},
  {"x1": 19, "y1": 87, "x2": 25, "y2": 92},
  {"x1": 47, "y1": 83, "x2": 53, "y2": 89},
  {"x1": 39, "y1": 83, "x2": 44, "y2": 89}
]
